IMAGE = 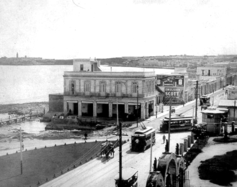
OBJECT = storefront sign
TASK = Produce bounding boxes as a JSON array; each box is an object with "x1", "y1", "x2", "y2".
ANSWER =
[{"x1": 164, "y1": 87, "x2": 184, "y2": 104}]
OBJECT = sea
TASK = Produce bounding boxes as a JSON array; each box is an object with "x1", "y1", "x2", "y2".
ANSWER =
[
  {"x1": 0, "y1": 65, "x2": 73, "y2": 133},
  {"x1": 0, "y1": 65, "x2": 73, "y2": 104}
]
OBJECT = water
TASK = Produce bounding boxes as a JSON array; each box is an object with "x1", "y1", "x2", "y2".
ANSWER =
[
  {"x1": 1, "y1": 119, "x2": 47, "y2": 135},
  {"x1": 0, "y1": 65, "x2": 72, "y2": 134},
  {"x1": 0, "y1": 65, "x2": 72, "y2": 104}
]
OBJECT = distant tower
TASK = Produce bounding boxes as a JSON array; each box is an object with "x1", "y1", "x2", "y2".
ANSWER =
[{"x1": 16, "y1": 53, "x2": 18, "y2": 58}]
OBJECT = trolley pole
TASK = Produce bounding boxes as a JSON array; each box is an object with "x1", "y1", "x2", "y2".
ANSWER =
[
  {"x1": 119, "y1": 122, "x2": 122, "y2": 184},
  {"x1": 195, "y1": 80, "x2": 198, "y2": 124}
]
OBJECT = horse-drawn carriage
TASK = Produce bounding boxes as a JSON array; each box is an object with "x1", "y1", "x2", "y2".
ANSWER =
[{"x1": 100, "y1": 141, "x2": 115, "y2": 158}]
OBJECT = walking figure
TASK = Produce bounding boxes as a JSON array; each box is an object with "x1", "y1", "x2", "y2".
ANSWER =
[
  {"x1": 153, "y1": 157, "x2": 157, "y2": 171},
  {"x1": 84, "y1": 133, "x2": 88, "y2": 140},
  {"x1": 163, "y1": 135, "x2": 166, "y2": 144}
]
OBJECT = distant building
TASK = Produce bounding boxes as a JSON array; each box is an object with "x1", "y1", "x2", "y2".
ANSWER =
[{"x1": 196, "y1": 66, "x2": 227, "y2": 77}]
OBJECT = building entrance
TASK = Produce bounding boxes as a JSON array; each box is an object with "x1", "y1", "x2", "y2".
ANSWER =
[
  {"x1": 97, "y1": 104, "x2": 109, "y2": 117},
  {"x1": 113, "y1": 104, "x2": 125, "y2": 118},
  {"x1": 148, "y1": 102, "x2": 154, "y2": 117},
  {"x1": 128, "y1": 105, "x2": 141, "y2": 118},
  {"x1": 82, "y1": 103, "x2": 93, "y2": 117},
  {"x1": 73, "y1": 103, "x2": 78, "y2": 115}
]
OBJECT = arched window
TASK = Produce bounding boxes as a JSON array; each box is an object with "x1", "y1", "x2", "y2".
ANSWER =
[
  {"x1": 115, "y1": 82, "x2": 121, "y2": 93},
  {"x1": 132, "y1": 82, "x2": 138, "y2": 93}
]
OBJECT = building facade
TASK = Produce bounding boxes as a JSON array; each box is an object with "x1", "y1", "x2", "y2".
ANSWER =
[{"x1": 63, "y1": 59, "x2": 156, "y2": 120}]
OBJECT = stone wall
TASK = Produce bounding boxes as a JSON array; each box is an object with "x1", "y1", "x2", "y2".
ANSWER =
[{"x1": 49, "y1": 94, "x2": 64, "y2": 112}]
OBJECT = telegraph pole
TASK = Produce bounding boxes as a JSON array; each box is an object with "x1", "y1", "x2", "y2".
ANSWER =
[
  {"x1": 20, "y1": 127, "x2": 23, "y2": 174},
  {"x1": 168, "y1": 102, "x2": 171, "y2": 152},
  {"x1": 137, "y1": 85, "x2": 139, "y2": 127},
  {"x1": 195, "y1": 80, "x2": 198, "y2": 124},
  {"x1": 119, "y1": 122, "x2": 122, "y2": 185}
]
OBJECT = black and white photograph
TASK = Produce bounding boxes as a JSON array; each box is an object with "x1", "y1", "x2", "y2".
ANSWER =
[{"x1": 1, "y1": 0, "x2": 237, "y2": 186}]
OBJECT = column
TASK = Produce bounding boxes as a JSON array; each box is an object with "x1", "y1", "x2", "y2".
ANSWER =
[
  {"x1": 93, "y1": 101, "x2": 97, "y2": 117},
  {"x1": 145, "y1": 102, "x2": 149, "y2": 118},
  {"x1": 64, "y1": 101, "x2": 67, "y2": 114},
  {"x1": 109, "y1": 102, "x2": 113, "y2": 117},
  {"x1": 191, "y1": 132, "x2": 194, "y2": 143},
  {"x1": 78, "y1": 101, "x2": 82, "y2": 117},
  {"x1": 141, "y1": 103, "x2": 145, "y2": 119},
  {"x1": 188, "y1": 136, "x2": 191, "y2": 148},
  {"x1": 184, "y1": 139, "x2": 188, "y2": 152},
  {"x1": 125, "y1": 102, "x2": 128, "y2": 114},
  {"x1": 180, "y1": 143, "x2": 184, "y2": 156}
]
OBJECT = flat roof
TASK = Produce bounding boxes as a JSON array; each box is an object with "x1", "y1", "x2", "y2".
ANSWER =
[{"x1": 100, "y1": 65, "x2": 175, "y2": 75}]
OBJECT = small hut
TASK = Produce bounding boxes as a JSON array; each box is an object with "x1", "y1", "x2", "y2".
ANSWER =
[{"x1": 202, "y1": 106, "x2": 228, "y2": 135}]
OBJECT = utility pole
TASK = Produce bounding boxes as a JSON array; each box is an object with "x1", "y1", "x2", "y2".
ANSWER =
[
  {"x1": 195, "y1": 80, "x2": 198, "y2": 124},
  {"x1": 117, "y1": 98, "x2": 119, "y2": 134},
  {"x1": 119, "y1": 122, "x2": 122, "y2": 184},
  {"x1": 137, "y1": 85, "x2": 139, "y2": 127},
  {"x1": 20, "y1": 127, "x2": 23, "y2": 174},
  {"x1": 168, "y1": 102, "x2": 171, "y2": 152},
  {"x1": 149, "y1": 134, "x2": 153, "y2": 172},
  {"x1": 234, "y1": 100, "x2": 236, "y2": 121}
]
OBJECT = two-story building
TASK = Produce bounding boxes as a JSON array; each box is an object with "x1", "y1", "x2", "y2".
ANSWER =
[{"x1": 63, "y1": 59, "x2": 156, "y2": 120}]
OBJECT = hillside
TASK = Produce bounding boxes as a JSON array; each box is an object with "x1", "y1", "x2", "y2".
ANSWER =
[{"x1": 1, "y1": 55, "x2": 237, "y2": 67}]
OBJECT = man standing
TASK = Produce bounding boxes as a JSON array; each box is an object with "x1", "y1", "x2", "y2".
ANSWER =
[
  {"x1": 153, "y1": 157, "x2": 157, "y2": 171},
  {"x1": 163, "y1": 135, "x2": 166, "y2": 144}
]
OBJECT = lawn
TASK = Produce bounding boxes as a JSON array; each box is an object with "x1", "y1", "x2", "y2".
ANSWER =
[{"x1": 0, "y1": 141, "x2": 103, "y2": 187}]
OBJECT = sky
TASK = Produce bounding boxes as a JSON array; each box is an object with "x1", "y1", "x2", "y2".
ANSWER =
[{"x1": 0, "y1": 0, "x2": 237, "y2": 59}]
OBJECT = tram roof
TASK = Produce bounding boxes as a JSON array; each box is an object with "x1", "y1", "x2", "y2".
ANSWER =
[
  {"x1": 200, "y1": 95, "x2": 210, "y2": 98},
  {"x1": 134, "y1": 126, "x2": 154, "y2": 134},
  {"x1": 201, "y1": 109, "x2": 225, "y2": 114},
  {"x1": 163, "y1": 116, "x2": 193, "y2": 121}
]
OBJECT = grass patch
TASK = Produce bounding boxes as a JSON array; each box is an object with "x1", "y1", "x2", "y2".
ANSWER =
[
  {"x1": 184, "y1": 137, "x2": 209, "y2": 167},
  {"x1": 198, "y1": 150, "x2": 237, "y2": 186},
  {"x1": 0, "y1": 141, "x2": 103, "y2": 187}
]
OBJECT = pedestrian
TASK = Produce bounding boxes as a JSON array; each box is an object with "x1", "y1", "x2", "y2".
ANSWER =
[
  {"x1": 84, "y1": 132, "x2": 87, "y2": 140},
  {"x1": 163, "y1": 135, "x2": 166, "y2": 144},
  {"x1": 153, "y1": 157, "x2": 157, "y2": 171}
]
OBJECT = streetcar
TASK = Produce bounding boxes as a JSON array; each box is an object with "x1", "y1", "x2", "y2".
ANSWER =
[
  {"x1": 159, "y1": 116, "x2": 193, "y2": 132},
  {"x1": 130, "y1": 126, "x2": 156, "y2": 152},
  {"x1": 200, "y1": 95, "x2": 211, "y2": 110}
]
